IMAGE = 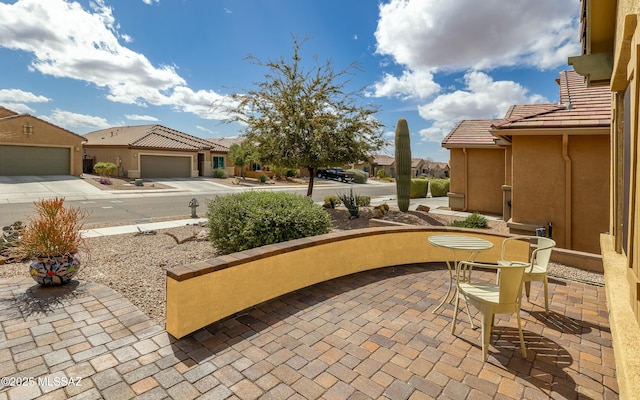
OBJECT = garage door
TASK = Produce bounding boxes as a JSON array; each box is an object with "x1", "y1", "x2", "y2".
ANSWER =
[
  {"x1": 0, "y1": 145, "x2": 70, "y2": 175},
  {"x1": 140, "y1": 155, "x2": 191, "y2": 178}
]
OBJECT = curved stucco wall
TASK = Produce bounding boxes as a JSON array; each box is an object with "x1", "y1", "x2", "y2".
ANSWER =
[{"x1": 165, "y1": 227, "x2": 526, "y2": 339}]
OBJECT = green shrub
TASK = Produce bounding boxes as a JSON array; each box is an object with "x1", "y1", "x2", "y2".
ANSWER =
[
  {"x1": 93, "y1": 161, "x2": 117, "y2": 177},
  {"x1": 271, "y1": 166, "x2": 288, "y2": 180},
  {"x1": 382, "y1": 176, "x2": 393, "y2": 182},
  {"x1": 207, "y1": 192, "x2": 332, "y2": 254},
  {"x1": 355, "y1": 195, "x2": 371, "y2": 207},
  {"x1": 212, "y1": 168, "x2": 227, "y2": 179},
  {"x1": 285, "y1": 169, "x2": 298, "y2": 178},
  {"x1": 259, "y1": 174, "x2": 268, "y2": 183},
  {"x1": 376, "y1": 169, "x2": 387, "y2": 179},
  {"x1": 347, "y1": 169, "x2": 368, "y2": 184},
  {"x1": 449, "y1": 212, "x2": 488, "y2": 229},
  {"x1": 429, "y1": 179, "x2": 450, "y2": 197},
  {"x1": 323, "y1": 195, "x2": 342, "y2": 207},
  {"x1": 410, "y1": 178, "x2": 428, "y2": 198}
]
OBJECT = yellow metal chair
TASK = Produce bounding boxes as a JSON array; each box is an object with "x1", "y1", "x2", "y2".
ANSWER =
[
  {"x1": 499, "y1": 236, "x2": 556, "y2": 314},
  {"x1": 452, "y1": 261, "x2": 528, "y2": 361}
]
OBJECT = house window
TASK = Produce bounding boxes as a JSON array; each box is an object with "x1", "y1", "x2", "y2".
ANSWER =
[{"x1": 213, "y1": 156, "x2": 225, "y2": 169}]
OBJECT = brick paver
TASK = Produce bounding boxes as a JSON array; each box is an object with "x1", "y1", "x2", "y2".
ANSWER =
[{"x1": 0, "y1": 264, "x2": 618, "y2": 399}]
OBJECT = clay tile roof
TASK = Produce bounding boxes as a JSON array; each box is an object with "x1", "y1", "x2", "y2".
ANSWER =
[
  {"x1": 206, "y1": 137, "x2": 243, "y2": 150},
  {"x1": 372, "y1": 154, "x2": 394, "y2": 166},
  {"x1": 493, "y1": 70, "x2": 610, "y2": 130},
  {"x1": 442, "y1": 119, "x2": 502, "y2": 148},
  {"x1": 411, "y1": 158, "x2": 424, "y2": 167},
  {"x1": 84, "y1": 125, "x2": 222, "y2": 151}
]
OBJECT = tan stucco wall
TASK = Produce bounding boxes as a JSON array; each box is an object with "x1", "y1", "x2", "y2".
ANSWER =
[
  {"x1": 467, "y1": 148, "x2": 504, "y2": 215},
  {"x1": 509, "y1": 133, "x2": 609, "y2": 254},
  {"x1": 84, "y1": 146, "x2": 231, "y2": 178},
  {"x1": 569, "y1": 134, "x2": 610, "y2": 252},
  {"x1": 0, "y1": 115, "x2": 84, "y2": 176},
  {"x1": 446, "y1": 148, "x2": 504, "y2": 214},
  {"x1": 166, "y1": 227, "x2": 527, "y2": 338}
]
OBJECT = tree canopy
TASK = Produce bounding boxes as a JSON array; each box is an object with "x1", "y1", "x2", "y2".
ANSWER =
[{"x1": 223, "y1": 36, "x2": 385, "y2": 196}]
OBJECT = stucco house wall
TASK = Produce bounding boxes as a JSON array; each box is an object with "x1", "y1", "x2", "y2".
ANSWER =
[
  {"x1": 506, "y1": 132, "x2": 609, "y2": 254},
  {"x1": 467, "y1": 148, "x2": 504, "y2": 215},
  {"x1": 83, "y1": 125, "x2": 232, "y2": 178},
  {"x1": 0, "y1": 108, "x2": 85, "y2": 176}
]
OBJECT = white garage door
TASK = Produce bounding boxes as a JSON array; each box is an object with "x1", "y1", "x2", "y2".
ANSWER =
[
  {"x1": 140, "y1": 155, "x2": 191, "y2": 178},
  {"x1": 0, "y1": 145, "x2": 70, "y2": 175}
]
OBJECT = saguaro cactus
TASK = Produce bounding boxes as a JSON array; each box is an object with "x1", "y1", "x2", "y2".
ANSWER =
[{"x1": 395, "y1": 118, "x2": 411, "y2": 212}]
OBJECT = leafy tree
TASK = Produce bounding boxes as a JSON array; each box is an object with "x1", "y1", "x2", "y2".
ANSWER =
[
  {"x1": 223, "y1": 36, "x2": 385, "y2": 196},
  {"x1": 228, "y1": 141, "x2": 257, "y2": 179}
]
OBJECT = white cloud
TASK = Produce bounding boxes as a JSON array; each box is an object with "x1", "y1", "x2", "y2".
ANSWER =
[
  {"x1": 375, "y1": 0, "x2": 577, "y2": 71},
  {"x1": 196, "y1": 125, "x2": 214, "y2": 134},
  {"x1": 0, "y1": 0, "x2": 229, "y2": 119},
  {"x1": 0, "y1": 103, "x2": 35, "y2": 114},
  {"x1": 0, "y1": 89, "x2": 50, "y2": 103},
  {"x1": 142, "y1": 0, "x2": 159, "y2": 5},
  {"x1": 373, "y1": 0, "x2": 578, "y2": 99},
  {"x1": 42, "y1": 109, "x2": 111, "y2": 130},
  {"x1": 369, "y1": 68, "x2": 440, "y2": 99},
  {"x1": 125, "y1": 114, "x2": 159, "y2": 121},
  {"x1": 417, "y1": 71, "x2": 547, "y2": 142}
]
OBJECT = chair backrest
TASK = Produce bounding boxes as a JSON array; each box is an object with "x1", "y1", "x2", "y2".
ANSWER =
[
  {"x1": 501, "y1": 235, "x2": 556, "y2": 269},
  {"x1": 497, "y1": 263, "x2": 526, "y2": 303},
  {"x1": 531, "y1": 236, "x2": 555, "y2": 268}
]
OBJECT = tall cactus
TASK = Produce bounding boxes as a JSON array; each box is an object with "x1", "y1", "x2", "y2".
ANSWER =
[{"x1": 395, "y1": 118, "x2": 411, "y2": 212}]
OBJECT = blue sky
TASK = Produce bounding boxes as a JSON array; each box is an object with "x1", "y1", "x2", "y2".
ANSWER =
[{"x1": 0, "y1": 0, "x2": 580, "y2": 162}]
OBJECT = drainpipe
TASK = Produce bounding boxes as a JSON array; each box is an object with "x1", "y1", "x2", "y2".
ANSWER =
[
  {"x1": 463, "y1": 147, "x2": 468, "y2": 211},
  {"x1": 562, "y1": 134, "x2": 572, "y2": 248}
]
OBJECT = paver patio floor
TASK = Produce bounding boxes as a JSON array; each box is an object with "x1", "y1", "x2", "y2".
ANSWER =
[{"x1": 0, "y1": 263, "x2": 617, "y2": 399}]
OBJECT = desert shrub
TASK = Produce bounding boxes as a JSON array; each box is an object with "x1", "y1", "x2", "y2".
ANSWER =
[
  {"x1": 207, "y1": 192, "x2": 332, "y2": 254},
  {"x1": 376, "y1": 169, "x2": 387, "y2": 179},
  {"x1": 271, "y1": 166, "x2": 288, "y2": 180},
  {"x1": 212, "y1": 168, "x2": 227, "y2": 179},
  {"x1": 381, "y1": 176, "x2": 393, "y2": 182},
  {"x1": 449, "y1": 212, "x2": 488, "y2": 229},
  {"x1": 285, "y1": 169, "x2": 298, "y2": 178},
  {"x1": 338, "y1": 188, "x2": 359, "y2": 218},
  {"x1": 93, "y1": 161, "x2": 117, "y2": 177},
  {"x1": 429, "y1": 179, "x2": 450, "y2": 197},
  {"x1": 410, "y1": 178, "x2": 428, "y2": 198},
  {"x1": 259, "y1": 174, "x2": 268, "y2": 183},
  {"x1": 347, "y1": 169, "x2": 368, "y2": 184},
  {"x1": 355, "y1": 195, "x2": 371, "y2": 207},
  {"x1": 324, "y1": 195, "x2": 342, "y2": 207}
]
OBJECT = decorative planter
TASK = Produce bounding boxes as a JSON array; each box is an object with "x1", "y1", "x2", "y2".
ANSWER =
[{"x1": 29, "y1": 254, "x2": 81, "y2": 286}]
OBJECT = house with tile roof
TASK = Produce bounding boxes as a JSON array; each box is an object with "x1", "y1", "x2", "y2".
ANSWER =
[
  {"x1": 370, "y1": 154, "x2": 395, "y2": 178},
  {"x1": 83, "y1": 125, "x2": 231, "y2": 178},
  {"x1": 443, "y1": 70, "x2": 611, "y2": 254},
  {"x1": 0, "y1": 106, "x2": 86, "y2": 176},
  {"x1": 567, "y1": 0, "x2": 640, "y2": 396}
]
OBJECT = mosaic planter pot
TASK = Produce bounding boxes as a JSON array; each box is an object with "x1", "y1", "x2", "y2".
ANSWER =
[{"x1": 29, "y1": 254, "x2": 81, "y2": 286}]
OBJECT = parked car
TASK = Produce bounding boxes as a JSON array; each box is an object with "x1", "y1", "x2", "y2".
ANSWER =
[{"x1": 317, "y1": 168, "x2": 355, "y2": 183}]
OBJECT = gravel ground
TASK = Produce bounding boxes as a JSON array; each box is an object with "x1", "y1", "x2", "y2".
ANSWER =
[{"x1": 0, "y1": 207, "x2": 604, "y2": 327}]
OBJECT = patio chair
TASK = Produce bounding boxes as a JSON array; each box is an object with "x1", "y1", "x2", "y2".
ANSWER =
[
  {"x1": 499, "y1": 236, "x2": 556, "y2": 314},
  {"x1": 452, "y1": 261, "x2": 527, "y2": 361}
]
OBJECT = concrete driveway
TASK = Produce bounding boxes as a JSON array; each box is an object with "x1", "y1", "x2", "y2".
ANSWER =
[{"x1": 0, "y1": 175, "x2": 104, "y2": 204}]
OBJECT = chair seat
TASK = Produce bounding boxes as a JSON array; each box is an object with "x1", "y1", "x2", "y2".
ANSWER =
[{"x1": 458, "y1": 283, "x2": 500, "y2": 304}]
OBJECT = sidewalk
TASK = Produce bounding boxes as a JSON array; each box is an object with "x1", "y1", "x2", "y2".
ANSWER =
[{"x1": 79, "y1": 196, "x2": 501, "y2": 239}]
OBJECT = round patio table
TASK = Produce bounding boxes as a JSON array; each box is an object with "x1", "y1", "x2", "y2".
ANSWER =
[{"x1": 428, "y1": 235, "x2": 494, "y2": 313}]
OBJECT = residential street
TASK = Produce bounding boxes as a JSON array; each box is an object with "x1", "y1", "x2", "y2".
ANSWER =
[{"x1": 0, "y1": 176, "x2": 398, "y2": 227}]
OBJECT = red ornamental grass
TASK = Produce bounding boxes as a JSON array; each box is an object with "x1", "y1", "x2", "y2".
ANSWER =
[{"x1": 18, "y1": 197, "x2": 87, "y2": 258}]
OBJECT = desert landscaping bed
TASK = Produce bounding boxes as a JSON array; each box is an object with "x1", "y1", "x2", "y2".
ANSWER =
[{"x1": 0, "y1": 207, "x2": 604, "y2": 326}]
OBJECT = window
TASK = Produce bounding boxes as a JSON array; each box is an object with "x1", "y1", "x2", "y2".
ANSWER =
[{"x1": 213, "y1": 156, "x2": 225, "y2": 169}]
